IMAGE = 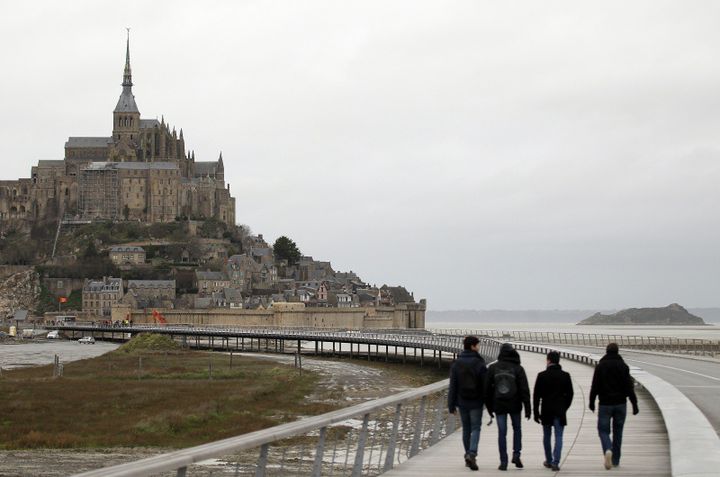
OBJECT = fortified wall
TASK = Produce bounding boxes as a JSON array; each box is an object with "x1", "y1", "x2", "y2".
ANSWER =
[{"x1": 116, "y1": 303, "x2": 426, "y2": 330}]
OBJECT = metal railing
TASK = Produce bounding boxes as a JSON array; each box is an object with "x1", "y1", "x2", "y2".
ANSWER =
[
  {"x1": 74, "y1": 337, "x2": 501, "y2": 477},
  {"x1": 432, "y1": 328, "x2": 720, "y2": 357}
]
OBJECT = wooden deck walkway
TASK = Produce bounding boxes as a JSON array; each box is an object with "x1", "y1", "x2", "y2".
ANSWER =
[{"x1": 385, "y1": 351, "x2": 670, "y2": 476}]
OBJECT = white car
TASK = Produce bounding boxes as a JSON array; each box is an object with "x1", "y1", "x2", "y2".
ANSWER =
[
  {"x1": 47, "y1": 330, "x2": 60, "y2": 339},
  {"x1": 78, "y1": 336, "x2": 95, "y2": 344}
]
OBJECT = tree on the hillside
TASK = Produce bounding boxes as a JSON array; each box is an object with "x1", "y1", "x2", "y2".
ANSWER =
[
  {"x1": 273, "y1": 236, "x2": 301, "y2": 265},
  {"x1": 83, "y1": 241, "x2": 99, "y2": 259}
]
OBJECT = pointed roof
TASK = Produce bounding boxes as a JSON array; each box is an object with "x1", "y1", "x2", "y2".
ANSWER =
[{"x1": 114, "y1": 29, "x2": 139, "y2": 114}]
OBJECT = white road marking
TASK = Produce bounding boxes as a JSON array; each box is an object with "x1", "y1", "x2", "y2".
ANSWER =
[
  {"x1": 627, "y1": 358, "x2": 720, "y2": 382},
  {"x1": 675, "y1": 385, "x2": 720, "y2": 389}
]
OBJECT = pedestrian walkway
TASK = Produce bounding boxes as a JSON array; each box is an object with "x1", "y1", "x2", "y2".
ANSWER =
[{"x1": 384, "y1": 351, "x2": 670, "y2": 476}]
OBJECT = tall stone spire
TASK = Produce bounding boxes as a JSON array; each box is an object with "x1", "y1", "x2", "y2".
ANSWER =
[
  {"x1": 114, "y1": 28, "x2": 139, "y2": 114},
  {"x1": 122, "y1": 28, "x2": 133, "y2": 87}
]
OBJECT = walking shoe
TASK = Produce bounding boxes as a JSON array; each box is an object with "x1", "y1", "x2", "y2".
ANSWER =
[
  {"x1": 468, "y1": 454, "x2": 479, "y2": 471},
  {"x1": 498, "y1": 463, "x2": 508, "y2": 471},
  {"x1": 551, "y1": 464, "x2": 560, "y2": 471},
  {"x1": 543, "y1": 461, "x2": 552, "y2": 468},
  {"x1": 603, "y1": 450, "x2": 613, "y2": 470},
  {"x1": 464, "y1": 453, "x2": 471, "y2": 468},
  {"x1": 512, "y1": 454, "x2": 524, "y2": 468}
]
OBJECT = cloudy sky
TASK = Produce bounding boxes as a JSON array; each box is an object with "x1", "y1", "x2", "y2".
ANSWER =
[{"x1": 1, "y1": 1, "x2": 719, "y2": 310}]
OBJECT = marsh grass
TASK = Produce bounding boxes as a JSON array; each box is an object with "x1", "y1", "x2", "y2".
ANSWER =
[{"x1": 0, "y1": 349, "x2": 334, "y2": 449}]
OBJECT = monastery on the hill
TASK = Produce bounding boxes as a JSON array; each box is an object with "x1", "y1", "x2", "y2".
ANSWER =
[{"x1": 0, "y1": 34, "x2": 235, "y2": 226}]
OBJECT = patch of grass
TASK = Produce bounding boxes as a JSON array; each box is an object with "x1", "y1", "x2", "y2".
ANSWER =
[
  {"x1": 0, "y1": 349, "x2": 331, "y2": 450},
  {"x1": 115, "y1": 333, "x2": 181, "y2": 354}
]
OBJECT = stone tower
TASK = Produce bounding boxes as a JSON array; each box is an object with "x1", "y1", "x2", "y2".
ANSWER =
[{"x1": 111, "y1": 30, "x2": 140, "y2": 161}]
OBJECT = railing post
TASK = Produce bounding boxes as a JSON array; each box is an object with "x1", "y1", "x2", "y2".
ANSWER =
[
  {"x1": 255, "y1": 443, "x2": 269, "y2": 477},
  {"x1": 410, "y1": 396, "x2": 427, "y2": 457},
  {"x1": 176, "y1": 466, "x2": 187, "y2": 477},
  {"x1": 383, "y1": 403, "x2": 403, "y2": 471},
  {"x1": 446, "y1": 407, "x2": 457, "y2": 434},
  {"x1": 351, "y1": 413, "x2": 370, "y2": 477},
  {"x1": 311, "y1": 426, "x2": 327, "y2": 477},
  {"x1": 429, "y1": 395, "x2": 445, "y2": 446}
]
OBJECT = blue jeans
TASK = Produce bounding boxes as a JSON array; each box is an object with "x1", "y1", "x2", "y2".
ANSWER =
[
  {"x1": 459, "y1": 407, "x2": 483, "y2": 457},
  {"x1": 496, "y1": 412, "x2": 522, "y2": 464},
  {"x1": 598, "y1": 403, "x2": 626, "y2": 465},
  {"x1": 543, "y1": 418, "x2": 564, "y2": 466}
]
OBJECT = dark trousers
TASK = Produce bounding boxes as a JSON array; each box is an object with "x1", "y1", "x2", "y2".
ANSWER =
[
  {"x1": 543, "y1": 417, "x2": 564, "y2": 467},
  {"x1": 598, "y1": 403, "x2": 627, "y2": 465},
  {"x1": 496, "y1": 412, "x2": 522, "y2": 464},
  {"x1": 459, "y1": 407, "x2": 483, "y2": 457}
]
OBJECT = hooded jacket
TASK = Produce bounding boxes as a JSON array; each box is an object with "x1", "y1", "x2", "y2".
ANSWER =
[
  {"x1": 448, "y1": 349, "x2": 487, "y2": 412},
  {"x1": 485, "y1": 344, "x2": 531, "y2": 416},
  {"x1": 589, "y1": 351, "x2": 638, "y2": 407},
  {"x1": 533, "y1": 363, "x2": 574, "y2": 426}
]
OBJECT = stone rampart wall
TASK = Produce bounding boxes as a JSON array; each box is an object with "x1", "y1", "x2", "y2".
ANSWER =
[{"x1": 118, "y1": 304, "x2": 425, "y2": 330}]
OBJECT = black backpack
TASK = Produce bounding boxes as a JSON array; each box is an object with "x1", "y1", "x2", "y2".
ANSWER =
[
  {"x1": 457, "y1": 359, "x2": 482, "y2": 400},
  {"x1": 494, "y1": 367, "x2": 517, "y2": 400}
]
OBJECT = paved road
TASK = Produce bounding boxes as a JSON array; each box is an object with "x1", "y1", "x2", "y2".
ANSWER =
[{"x1": 552, "y1": 345, "x2": 720, "y2": 435}]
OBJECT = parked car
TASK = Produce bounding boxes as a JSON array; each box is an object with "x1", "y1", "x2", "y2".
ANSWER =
[
  {"x1": 78, "y1": 336, "x2": 95, "y2": 344},
  {"x1": 47, "y1": 330, "x2": 60, "y2": 339}
]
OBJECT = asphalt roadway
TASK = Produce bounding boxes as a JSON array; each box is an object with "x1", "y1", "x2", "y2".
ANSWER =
[{"x1": 554, "y1": 344, "x2": 720, "y2": 435}]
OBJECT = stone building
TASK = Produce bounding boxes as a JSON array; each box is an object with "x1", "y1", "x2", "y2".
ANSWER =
[
  {"x1": 127, "y1": 280, "x2": 176, "y2": 300},
  {"x1": 109, "y1": 246, "x2": 146, "y2": 265},
  {"x1": 195, "y1": 270, "x2": 230, "y2": 294},
  {"x1": 0, "y1": 34, "x2": 235, "y2": 228},
  {"x1": 82, "y1": 277, "x2": 124, "y2": 318}
]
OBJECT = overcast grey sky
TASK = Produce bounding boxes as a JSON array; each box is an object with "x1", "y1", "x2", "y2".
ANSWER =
[{"x1": 1, "y1": 1, "x2": 719, "y2": 310}]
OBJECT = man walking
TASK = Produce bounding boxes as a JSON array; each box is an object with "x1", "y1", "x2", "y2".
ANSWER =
[
  {"x1": 448, "y1": 335, "x2": 487, "y2": 471},
  {"x1": 485, "y1": 343, "x2": 531, "y2": 471},
  {"x1": 533, "y1": 351, "x2": 574, "y2": 471},
  {"x1": 589, "y1": 343, "x2": 639, "y2": 469}
]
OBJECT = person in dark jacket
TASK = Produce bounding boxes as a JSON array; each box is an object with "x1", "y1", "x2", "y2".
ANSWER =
[
  {"x1": 589, "y1": 343, "x2": 639, "y2": 469},
  {"x1": 448, "y1": 335, "x2": 488, "y2": 471},
  {"x1": 485, "y1": 343, "x2": 531, "y2": 471},
  {"x1": 533, "y1": 351, "x2": 574, "y2": 471}
]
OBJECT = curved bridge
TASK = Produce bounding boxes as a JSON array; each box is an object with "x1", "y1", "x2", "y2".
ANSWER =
[
  {"x1": 46, "y1": 323, "x2": 497, "y2": 366},
  {"x1": 45, "y1": 324, "x2": 718, "y2": 477}
]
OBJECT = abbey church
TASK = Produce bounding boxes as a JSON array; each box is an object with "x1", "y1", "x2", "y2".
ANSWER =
[{"x1": 0, "y1": 36, "x2": 235, "y2": 227}]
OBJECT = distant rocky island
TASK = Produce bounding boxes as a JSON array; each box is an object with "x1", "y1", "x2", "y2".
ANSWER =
[{"x1": 577, "y1": 304, "x2": 706, "y2": 326}]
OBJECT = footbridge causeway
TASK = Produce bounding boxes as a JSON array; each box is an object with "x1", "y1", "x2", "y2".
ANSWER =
[{"x1": 43, "y1": 324, "x2": 719, "y2": 477}]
